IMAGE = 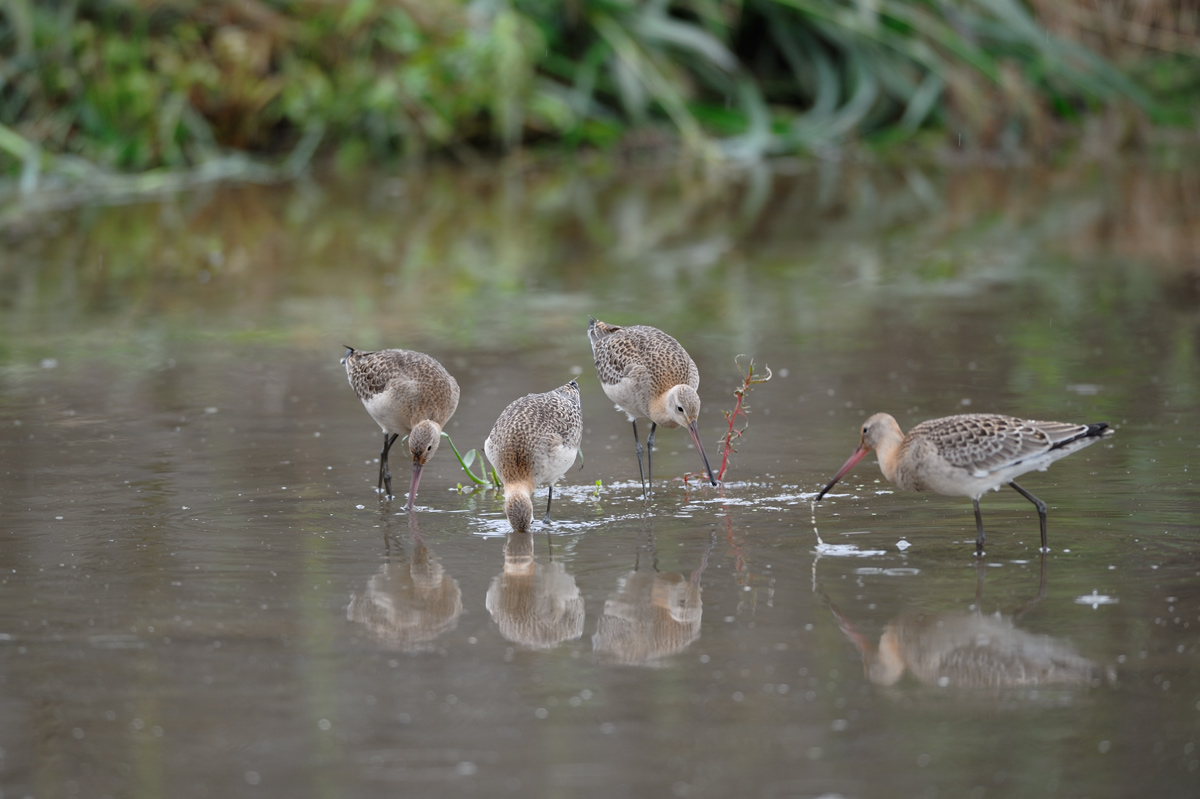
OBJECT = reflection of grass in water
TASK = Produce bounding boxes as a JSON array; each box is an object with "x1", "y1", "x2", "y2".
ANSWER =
[{"x1": 2, "y1": 165, "x2": 1195, "y2": 440}]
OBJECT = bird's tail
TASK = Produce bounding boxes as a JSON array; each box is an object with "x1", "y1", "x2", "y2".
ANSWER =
[{"x1": 587, "y1": 317, "x2": 620, "y2": 349}]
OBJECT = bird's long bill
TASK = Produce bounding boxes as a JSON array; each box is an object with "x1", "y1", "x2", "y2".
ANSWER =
[
  {"x1": 688, "y1": 420, "x2": 718, "y2": 486},
  {"x1": 406, "y1": 461, "x2": 424, "y2": 512},
  {"x1": 816, "y1": 444, "x2": 868, "y2": 501}
]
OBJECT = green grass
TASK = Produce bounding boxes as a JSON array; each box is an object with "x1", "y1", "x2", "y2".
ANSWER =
[{"x1": 0, "y1": 0, "x2": 1194, "y2": 187}]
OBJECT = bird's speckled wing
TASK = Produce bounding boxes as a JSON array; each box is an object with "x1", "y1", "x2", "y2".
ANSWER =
[
  {"x1": 588, "y1": 320, "x2": 698, "y2": 393},
  {"x1": 344, "y1": 348, "x2": 460, "y2": 425},
  {"x1": 486, "y1": 382, "x2": 583, "y2": 477},
  {"x1": 906, "y1": 414, "x2": 1087, "y2": 476}
]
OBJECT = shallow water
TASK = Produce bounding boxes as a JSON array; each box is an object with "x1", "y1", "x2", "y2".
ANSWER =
[{"x1": 1, "y1": 161, "x2": 1198, "y2": 798}]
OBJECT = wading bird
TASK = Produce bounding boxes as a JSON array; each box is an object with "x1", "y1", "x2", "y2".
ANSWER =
[
  {"x1": 342, "y1": 346, "x2": 460, "y2": 510},
  {"x1": 484, "y1": 380, "x2": 583, "y2": 532},
  {"x1": 816, "y1": 413, "x2": 1112, "y2": 553},
  {"x1": 588, "y1": 318, "x2": 716, "y2": 496}
]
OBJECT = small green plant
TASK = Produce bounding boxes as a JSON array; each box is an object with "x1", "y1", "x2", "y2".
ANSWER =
[
  {"x1": 0, "y1": 0, "x2": 1166, "y2": 186},
  {"x1": 441, "y1": 432, "x2": 500, "y2": 492}
]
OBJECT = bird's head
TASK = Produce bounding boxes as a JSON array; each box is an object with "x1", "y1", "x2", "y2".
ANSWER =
[{"x1": 408, "y1": 420, "x2": 442, "y2": 467}]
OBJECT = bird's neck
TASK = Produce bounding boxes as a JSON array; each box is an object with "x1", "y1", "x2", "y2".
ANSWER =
[
  {"x1": 648, "y1": 387, "x2": 681, "y2": 429},
  {"x1": 874, "y1": 434, "x2": 904, "y2": 485}
]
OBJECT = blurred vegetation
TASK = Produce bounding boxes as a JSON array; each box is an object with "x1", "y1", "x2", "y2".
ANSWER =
[{"x1": 1, "y1": 0, "x2": 1196, "y2": 188}]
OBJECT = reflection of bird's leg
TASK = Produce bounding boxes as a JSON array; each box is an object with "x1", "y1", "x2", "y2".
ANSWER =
[
  {"x1": 646, "y1": 422, "x2": 658, "y2": 497},
  {"x1": 632, "y1": 523, "x2": 655, "y2": 573},
  {"x1": 690, "y1": 529, "x2": 717, "y2": 584},
  {"x1": 379, "y1": 433, "x2": 400, "y2": 498},
  {"x1": 631, "y1": 419, "x2": 647, "y2": 497},
  {"x1": 543, "y1": 485, "x2": 554, "y2": 524},
  {"x1": 381, "y1": 507, "x2": 403, "y2": 558},
  {"x1": 1009, "y1": 480, "x2": 1048, "y2": 551},
  {"x1": 1013, "y1": 550, "x2": 1049, "y2": 622},
  {"x1": 973, "y1": 557, "x2": 987, "y2": 612}
]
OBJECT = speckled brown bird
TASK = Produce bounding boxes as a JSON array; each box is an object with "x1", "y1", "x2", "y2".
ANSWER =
[
  {"x1": 484, "y1": 379, "x2": 583, "y2": 532},
  {"x1": 587, "y1": 318, "x2": 716, "y2": 496},
  {"x1": 816, "y1": 413, "x2": 1112, "y2": 553},
  {"x1": 342, "y1": 346, "x2": 460, "y2": 510}
]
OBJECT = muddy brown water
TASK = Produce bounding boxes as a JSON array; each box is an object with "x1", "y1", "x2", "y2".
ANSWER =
[{"x1": 1, "y1": 161, "x2": 1197, "y2": 798}]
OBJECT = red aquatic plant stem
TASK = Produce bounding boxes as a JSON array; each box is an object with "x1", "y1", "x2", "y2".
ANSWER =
[
  {"x1": 680, "y1": 357, "x2": 770, "y2": 487},
  {"x1": 716, "y1": 388, "x2": 749, "y2": 482}
]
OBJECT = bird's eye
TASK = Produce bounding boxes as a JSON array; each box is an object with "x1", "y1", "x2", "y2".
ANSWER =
[
  {"x1": 677, "y1": 406, "x2": 684, "y2": 413},
  {"x1": 427, "y1": 445, "x2": 433, "y2": 452}
]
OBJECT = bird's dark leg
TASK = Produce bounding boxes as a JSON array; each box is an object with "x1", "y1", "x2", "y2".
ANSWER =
[
  {"x1": 631, "y1": 420, "x2": 647, "y2": 498},
  {"x1": 543, "y1": 484, "x2": 554, "y2": 524},
  {"x1": 647, "y1": 422, "x2": 658, "y2": 498},
  {"x1": 1009, "y1": 481, "x2": 1048, "y2": 552},
  {"x1": 379, "y1": 433, "x2": 399, "y2": 499},
  {"x1": 973, "y1": 497, "x2": 986, "y2": 556}
]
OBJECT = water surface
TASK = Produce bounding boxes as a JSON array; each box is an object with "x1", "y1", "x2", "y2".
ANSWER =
[{"x1": 1, "y1": 161, "x2": 1197, "y2": 798}]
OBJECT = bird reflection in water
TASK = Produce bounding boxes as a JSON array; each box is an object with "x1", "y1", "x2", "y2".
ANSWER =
[
  {"x1": 819, "y1": 555, "x2": 1113, "y2": 690},
  {"x1": 592, "y1": 527, "x2": 715, "y2": 666},
  {"x1": 346, "y1": 514, "x2": 463, "y2": 652},
  {"x1": 485, "y1": 532, "x2": 584, "y2": 649}
]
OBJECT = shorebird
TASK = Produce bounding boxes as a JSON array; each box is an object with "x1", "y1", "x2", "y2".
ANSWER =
[
  {"x1": 484, "y1": 379, "x2": 583, "y2": 532},
  {"x1": 342, "y1": 346, "x2": 460, "y2": 510},
  {"x1": 587, "y1": 318, "x2": 716, "y2": 496},
  {"x1": 815, "y1": 413, "x2": 1112, "y2": 553}
]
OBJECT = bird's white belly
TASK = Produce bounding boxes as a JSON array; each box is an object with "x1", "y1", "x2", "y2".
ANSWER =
[
  {"x1": 926, "y1": 451, "x2": 1063, "y2": 498},
  {"x1": 534, "y1": 444, "x2": 578, "y2": 487},
  {"x1": 600, "y1": 378, "x2": 646, "y2": 421},
  {"x1": 362, "y1": 393, "x2": 407, "y2": 435}
]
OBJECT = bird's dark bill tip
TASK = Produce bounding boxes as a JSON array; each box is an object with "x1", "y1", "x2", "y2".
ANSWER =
[{"x1": 816, "y1": 445, "x2": 869, "y2": 501}]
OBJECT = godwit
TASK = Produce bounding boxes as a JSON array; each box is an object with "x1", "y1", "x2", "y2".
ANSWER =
[
  {"x1": 587, "y1": 318, "x2": 716, "y2": 496},
  {"x1": 484, "y1": 379, "x2": 583, "y2": 532},
  {"x1": 815, "y1": 413, "x2": 1112, "y2": 553},
  {"x1": 342, "y1": 346, "x2": 460, "y2": 510}
]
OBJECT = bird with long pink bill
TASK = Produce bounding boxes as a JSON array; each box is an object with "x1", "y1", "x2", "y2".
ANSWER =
[
  {"x1": 342, "y1": 346, "x2": 460, "y2": 511},
  {"x1": 815, "y1": 413, "x2": 1112, "y2": 553},
  {"x1": 588, "y1": 318, "x2": 717, "y2": 497}
]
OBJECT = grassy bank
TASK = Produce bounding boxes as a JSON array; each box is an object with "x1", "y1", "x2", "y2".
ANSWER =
[{"x1": 1, "y1": 0, "x2": 1196, "y2": 188}]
